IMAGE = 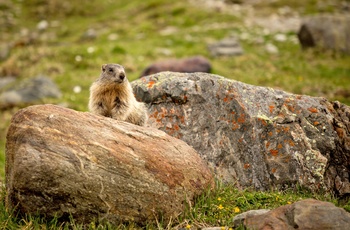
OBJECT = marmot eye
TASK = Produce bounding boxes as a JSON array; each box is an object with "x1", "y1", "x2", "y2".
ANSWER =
[{"x1": 108, "y1": 68, "x2": 114, "y2": 73}]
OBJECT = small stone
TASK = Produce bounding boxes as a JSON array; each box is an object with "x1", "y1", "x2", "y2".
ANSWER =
[
  {"x1": 0, "y1": 76, "x2": 16, "y2": 89},
  {"x1": 208, "y1": 37, "x2": 244, "y2": 56},
  {"x1": 0, "y1": 44, "x2": 11, "y2": 61},
  {"x1": 274, "y1": 33, "x2": 287, "y2": 42},
  {"x1": 107, "y1": 33, "x2": 118, "y2": 41},
  {"x1": 87, "y1": 46, "x2": 95, "y2": 53},
  {"x1": 233, "y1": 209, "x2": 270, "y2": 227},
  {"x1": 81, "y1": 28, "x2": 97, "y2": 40},
  {"x1": 75, "y1": 55, "x2": 82, "y2": 62},
  {"x1": 73, "y1": 86, "x2": 81, "y2": 94},
  {"x1": 37, "y1": 20, "x2": 49, "y2": 31},
  {"x1": 265, "y1": 43, "x2": 279, "y2": 54}
]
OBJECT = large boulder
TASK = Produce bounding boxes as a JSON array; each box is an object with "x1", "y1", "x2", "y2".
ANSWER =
[
  {"x1": 242, "y1": 199, "x2": 350, "y2": 230},
  {"x1": 132, "y1": 72, "x2": 350, "y2": 196},
  {"x1": 298, "y1": 14, "x2": 350, "y2": 54},
  {"x1": 5, "y1": 104, "x2": 213, "y2": 224}
]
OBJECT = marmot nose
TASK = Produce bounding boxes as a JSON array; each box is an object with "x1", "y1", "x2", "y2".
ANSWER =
[{"x1": 119, "y1": 73, "x2": 125, "y2": 80}]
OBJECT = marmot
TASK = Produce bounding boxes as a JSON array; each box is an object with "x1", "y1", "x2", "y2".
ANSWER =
[{"x1": 88, "y1": 63, "x2": 148, "y2": 126}]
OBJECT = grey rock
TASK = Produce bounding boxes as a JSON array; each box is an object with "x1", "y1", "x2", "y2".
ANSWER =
[
  {"x1": 0, "y1": 44, "x2": 11, "y2": 61},
  {"x1": 208, "y1": 37, "x2": 244, "y2": 56},
  {"x1": 0, "y1": 76, "x2": 61, "y2": 108},
  {"x1": 232, "y1": 209, "x2": 270, "y2": 227},
  {"x1": 37, "y1": 20, "x2": 49, "y2": 31},
  {"x1": 80, "y1": 28, "x2": 97, "y2": 41},
  {"x1": 0, "y1": 76, "x2": 16, "y2": 90},
  {"x1": 201, "y1": 228, "x2": 227, "y2": 230},
  {"x1": 265, "y1": 43, "x2": 279, "y2": 54},
  {"x1": 298, "y1": 14, "x2": 350, "y2": 54},
  {"x1": 132, "y1": 72, "x2": 350, "y2": 196},
  {"x1": 244, "y1": 199, "x2": 350, "y2": 230},
  {"x1": 140, "y1": 56, "x2": 211, "y2": 78},
  {"x1": 5, "y1": 104, "x2": 214, "y2": 224}
]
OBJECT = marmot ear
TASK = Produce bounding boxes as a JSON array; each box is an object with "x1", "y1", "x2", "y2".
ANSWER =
[{"x1": 101, "y1": 64, "x2": 107, "y2": 72}]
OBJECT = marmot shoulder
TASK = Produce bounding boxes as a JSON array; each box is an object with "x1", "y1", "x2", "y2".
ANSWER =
[{"x1": 88, "y1": 63, "x2": 148, "y2": 126}]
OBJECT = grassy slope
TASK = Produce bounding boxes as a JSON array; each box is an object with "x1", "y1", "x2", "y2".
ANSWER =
[{"x1": 0, "y1": 0, "x2": 350, "y2": 228}]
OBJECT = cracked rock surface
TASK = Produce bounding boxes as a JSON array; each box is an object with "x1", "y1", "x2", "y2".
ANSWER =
[{"x1": 133, "y1": 72, "x2": 350, "y2": 195}]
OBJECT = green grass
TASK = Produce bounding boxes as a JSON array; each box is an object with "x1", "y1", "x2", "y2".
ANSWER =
[
  {"x1": 0, "y1": 181, "x2": 347, "y2": 229},
  {"x1": 0, "y1": 0, "x2": 350, "y2": 228}
]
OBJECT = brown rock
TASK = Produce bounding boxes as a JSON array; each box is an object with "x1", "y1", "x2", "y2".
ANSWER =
[
  {"x1": 244, "y1": 199, "x2": 350, "y2": 230},
  {"x1": 140, "y1": 56, "x2": 211, "y2": 78},
  {"x1": 5, "y1": 104, "x2": 214, "y2": 224},
  {"x1": 132, "y1": 73, "x2": 350, "y2": 195}
]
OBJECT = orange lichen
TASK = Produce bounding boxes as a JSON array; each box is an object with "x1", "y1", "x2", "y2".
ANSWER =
[
  {"x1": 266, "y1": 141, "x2": 270, "y2": 149},
  {"x1": 232, "y1": 122, "x2": 239, "y2": 130},
  {"x1": 283, "y1": 127, "x2": 290, "y2": 133},
  {"x1": 284, "y1": 139, "x2": 295, "y2": 146},
  {"x1": 269, "y1": 105, "x2": 275, "y2": 113},
  {"x1": 259, "y1": 118, "x2": 267, "y2": 126},
  {"x1": 268, "y1": 131, "x2": 273, "y2": 136},
  {"x1": 179, "y1": 116, "x2": 185, "y2": 124},
  {"x1": 314, "y1": 121, "x2": 320, "y2": 126},
  {"x1": 244, "y1": 163, "x2": 250, "y2": 169},
  {"x1": 147, "y1": 80, "x2": 156, "y2": 88},
  {"x1": 335, "y1": 127, "x2": 344, "y2": 138},
  {"x1": 277, "y1": 143, "x2": 283, "y2": 149},
  {"x1": 237, "y1": 113, "x2": 245, "y2": 123},
  {"x1": 287, "y1": 105, "x2": 295, "y2": 112},
  {"x1": 308, "y1": 107, "x2": 318, "y2": 113},
  {"x1": 271, "y1": 168, "x2": 277, "y2": 173},
  {"x1": 269, "y1": 149, "x2": 279, "y2": 156},
  {"x1": 173, "y1": 124, "x2": 180, "y2": 131}
]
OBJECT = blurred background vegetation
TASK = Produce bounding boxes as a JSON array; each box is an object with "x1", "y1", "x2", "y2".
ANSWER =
[{"x1": 0, "y1": 0, "x2": 349, "y2": 180}]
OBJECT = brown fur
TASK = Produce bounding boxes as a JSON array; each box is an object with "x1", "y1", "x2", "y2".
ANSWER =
[{"x1": 89, "y1": 64, "x2": 148, "y2": 126}]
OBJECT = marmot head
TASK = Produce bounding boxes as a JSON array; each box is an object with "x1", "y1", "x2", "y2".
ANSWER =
[{"x1": 100, "y1": 64, "x2": 126, "y2": 84}]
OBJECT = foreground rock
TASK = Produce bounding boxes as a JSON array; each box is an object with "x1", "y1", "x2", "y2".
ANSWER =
[
  {"x1": 240, "y1": 199, "x2": 350, "y2": 230},
  {"x1": 5, "y1": 104, "x2": 213, "y2": 224},
  {"x1": 133, "y1": 73, "x2": 350, "y2": 196},
  {"x1": 140, "y1": 56, "x2": 211, "y2": 78},
  {"x1": 298, "y1": 14, "x2": 350, "y2": 54}
]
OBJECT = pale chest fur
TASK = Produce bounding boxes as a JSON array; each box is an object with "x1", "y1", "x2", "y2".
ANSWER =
[{"x1": 90, "y1": 82, "x2": 132, "y2": 111}]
